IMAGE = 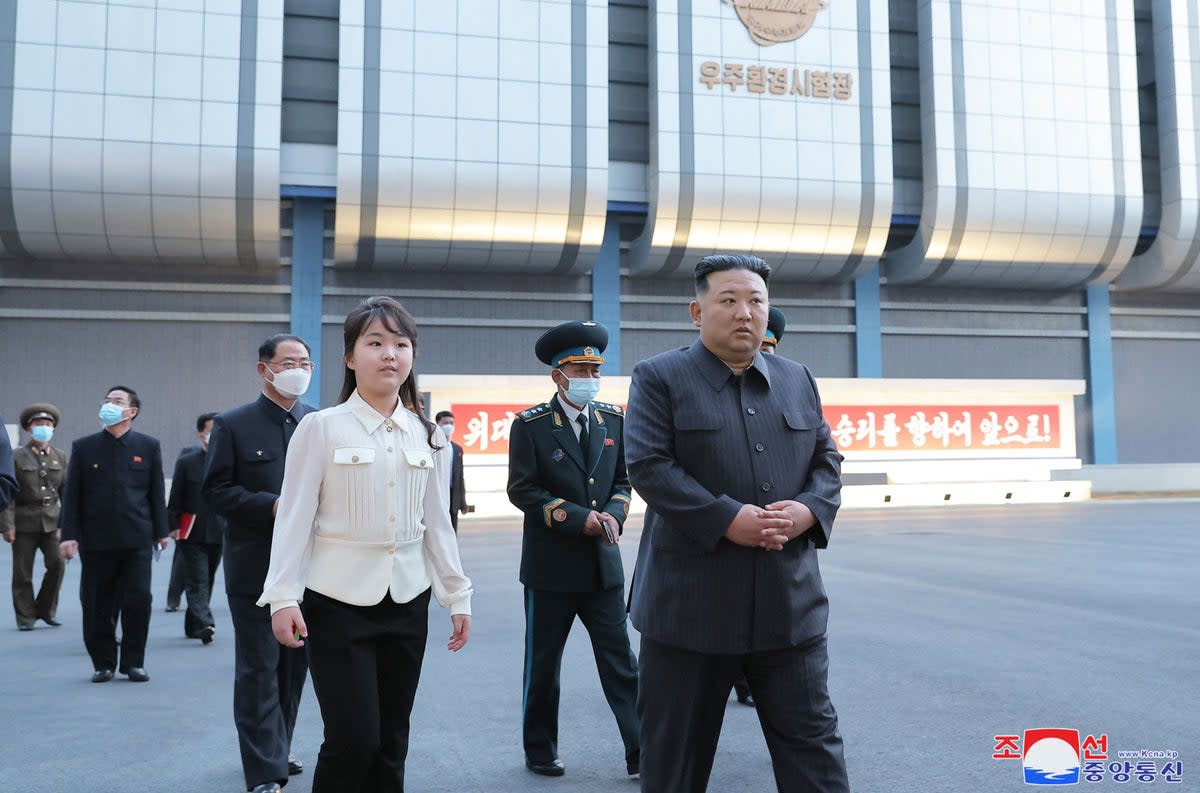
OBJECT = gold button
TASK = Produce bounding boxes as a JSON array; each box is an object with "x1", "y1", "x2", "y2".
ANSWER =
[
  {"x1": 387, "y1": 447, "x2": 393, "y2": 453},
  {"x1": 388, "y1": 515, "x2": 395, "y2": 522},
  {"x1": 351, "y1": 455, "x2": 359, "y2": 463},
  {"x1": 420, "y1": 460, "x2": 427, "y2": 467},
  {"x1": 386, "y1": 423, "x2": 393, "y2": 432},
  {"x1": 388, "y1": 481, "x2": 395, "y2": 487},
  {"x1": 591, "y1": 500, "x2": 597, "y2": 507},
  {"x1": 588, "y1": 477, "x2": 595, "y2": 484}
]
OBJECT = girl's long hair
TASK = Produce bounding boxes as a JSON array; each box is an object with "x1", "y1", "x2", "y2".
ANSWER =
[{"x1": 338, "y1": 296, "x2": 437, "y2": 449}]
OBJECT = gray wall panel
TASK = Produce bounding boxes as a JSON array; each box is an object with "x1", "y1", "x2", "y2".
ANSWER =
[
  {"x1": 3, "y1": 1, "x2": 282, "y2": 267},
  {"x1": 282, "y1": 16, "x2": 339, "y2": 59},
  {"x1": 622, "y1": 328, "x2": 854, "y2": 377},
  {"x1": 0, "y1": 318, "x2": 286, "y2": 472},
  {"x1": 282, "y1": 100, "x2": 339, "y2": 145},
  {"x1": 633, "y1": 0, "x2": 894, "y2": 281},
  {"x1": 334, "y1": 0, "x2": 608, "y2": 273},
  {"x1": 883, "y1": 335, "x2": 1087, "y2": 381},
  {"x1": 1113, "y1": 338, "x2": 1200, "y2": 462},
  {"x1": 887, "y1": 0, "x2": 1144, "y2": 288},
  {"x1": 884, "y1": 332, "x2": 1092, "y2": 462},
  {"x1": 1120, "y1": 0, "x2": 1200, "y2": 290}
]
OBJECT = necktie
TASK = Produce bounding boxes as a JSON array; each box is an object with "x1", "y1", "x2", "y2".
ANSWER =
[{"x1": 576, "y1": 414, "x2": 589, "y2": 453}]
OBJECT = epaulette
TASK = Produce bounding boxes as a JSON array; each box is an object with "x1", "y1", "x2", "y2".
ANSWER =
[
  {"x1": 518, "y1": 403, "x2": 552, "y2": 422},
  {"x1": 593, "y1": 401, "x2": 624, "y2": 416}
]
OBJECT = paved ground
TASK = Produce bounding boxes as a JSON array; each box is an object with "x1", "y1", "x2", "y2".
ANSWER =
[{"x1": 1, "y1": 499, "x2": 1195, "y2": 793}]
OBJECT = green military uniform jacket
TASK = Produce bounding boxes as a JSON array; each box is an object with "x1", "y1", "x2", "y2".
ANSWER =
[
  {"x1": 0, "y1": 442, "x2": 68, "y2": 534},
  {"x1": 507, "y1": 394, "x2": 633, "y2": 592}
]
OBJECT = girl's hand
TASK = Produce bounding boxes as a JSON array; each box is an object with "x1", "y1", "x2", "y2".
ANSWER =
[
  {"x1": 448, "y1": 614, "x2": 471, "y2": 651},
  {"x1": 271, "y1": 606, "x2": 307, "y2": 648}
]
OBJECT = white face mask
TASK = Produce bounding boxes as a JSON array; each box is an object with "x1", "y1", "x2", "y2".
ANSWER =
[
  {"x1": 562, "y1": 376, "x2": 600, "y2": 406},
  {"x1": 440, "y1": 423, "x2": 454, "y2": 439},
  {"x1": 267, "y1": 366, "x2": 311, "y2": 399}
]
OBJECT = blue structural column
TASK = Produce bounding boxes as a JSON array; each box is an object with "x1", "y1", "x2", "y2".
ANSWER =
[
  {"x1": 1086, "y1": 285, "x2": 1118, "y2": 464},
  {"x1": 592, "y1": 215, "x2": 622, "y2": 373},
  {"x1": 854, "y1": 266, "x2": 882, "y2": 377},
  {"x1": 290, "y1": 196, "x2": 325, "y2": 408}
]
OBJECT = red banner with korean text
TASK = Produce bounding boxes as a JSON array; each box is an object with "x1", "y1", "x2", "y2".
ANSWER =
[
  {"x1": 823, "y1": 405, "x2": 1060, "y2": 453},
  {"x1": 452, "y1": 404, "x2": 528, "y2": 455},
  {"x1": 451, "y1": 403, "x2": 1061, "y2": 456}
]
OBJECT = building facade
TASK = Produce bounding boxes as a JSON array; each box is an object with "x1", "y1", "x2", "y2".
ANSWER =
[{"x1": 1, "y1": 0, "x2": 1197, "y2": 468}]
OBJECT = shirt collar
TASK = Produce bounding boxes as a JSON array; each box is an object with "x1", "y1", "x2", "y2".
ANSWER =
[
  {"x1": 345, "y1": 390, "x2": 412, "y2": 435},
  {"x1": 555, "y1": 393, "x2": 587, "y2": 425},
  {"x1": 688, "y1": 338, "x2": 772, "y2": 390},
  {"x1": 256, "y1": 392, "x2": 298, "y2": 423}
]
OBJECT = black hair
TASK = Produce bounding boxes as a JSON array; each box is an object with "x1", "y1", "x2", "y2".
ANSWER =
[
  {"x1": 105, "y1": 385, "x2": 141, "y2": 415},
  {"x1": 258, "y1": 334, "x2": 311, "y2": 363},
  {"x1": 338, "y1": 296, "x2": 437, "y2": 449},
  {"x1": 435, "y1": 410, "x2": 454, "y2": 422},
  {"x1": 694, "y1": 253, "x2": 771, "y2": 294},
  {"x1": 196, "y1": 412, "x2": 218, "y2": 433}
]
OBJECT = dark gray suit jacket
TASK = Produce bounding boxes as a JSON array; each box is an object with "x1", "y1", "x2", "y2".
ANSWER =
[
  {"x1": 202, "y1": 394, "x2": 313, "y2": 597},
  {"x1": 625, "y1": 339, "x2": 843, "y2": 654}
]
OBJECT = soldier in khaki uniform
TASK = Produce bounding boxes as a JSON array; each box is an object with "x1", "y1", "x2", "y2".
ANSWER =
[{"x1": 1, "y1": 403, "x2": 68, "y2": 630}]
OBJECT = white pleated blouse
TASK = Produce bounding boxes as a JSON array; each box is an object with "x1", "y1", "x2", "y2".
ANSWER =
[{"x1": 258, "y1": 390, "x2": 473, "y2": 615}]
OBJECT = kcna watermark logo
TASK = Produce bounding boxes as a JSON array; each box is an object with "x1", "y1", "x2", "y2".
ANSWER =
[{"x1": 993, "y1": 729, "x2": 1182, "y2": 785}]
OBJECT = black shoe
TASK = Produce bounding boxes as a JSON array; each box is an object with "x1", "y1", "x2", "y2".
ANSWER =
[
  {"x1": 627, "y1": 754, "x2": 640, "y2": 776},
  {"x1": 91, "y1": 669, "x2": 114, "y2": 683},
  {"x1": 42, "y1": 617, "x2": 61, "y2": 627},
  {"x1": 736, "y1": 692, "x2": 756, "y2": 706},
  {"x1": 526, "y1": 758, "x2": 566, "y2": 776},
  {"x1": 287, "y1": 754, "x2": 303, "y2": 775},
  {"x1": 164, "y1": 605, "x2": 180, "y2": 613},
  {"x1": 250, "y1": 784, "x2": 282, "y2": 793},
  {"x1": 124, "y1": 667, "x2": 150, "y2": 682},
  {"x1": 199, "y1": 625, "x2": 216, "y2": 645},
  {"x1": 17, "y1": 624, "x2": 34, "y2": 631}
]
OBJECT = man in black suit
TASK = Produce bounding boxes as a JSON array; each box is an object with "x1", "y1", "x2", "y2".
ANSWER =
[
  {"x1": 434, "y1": 410, "x2": 471, "y2": 530},
  {"x1": 58, "y1": 386, "x2": 170, "y2": 683},
  {"x1": 507, "y1": 320, "x2": 640, "y2": 779},
  {"x1": 728, "y1": 304, "x2": 790, "y2": 708},
  {"x1": 625, "y1": 254, "x2": 849, "y2": 793},
  {"x1": 0, "y1": 414, "x2": 16, "y2": 512},
  {"x1": 202, "y1": 335, "x2": 315, "y2": 793},
  {"x1": 166, "y1": 412, "x2": 224, "y2": 644}
]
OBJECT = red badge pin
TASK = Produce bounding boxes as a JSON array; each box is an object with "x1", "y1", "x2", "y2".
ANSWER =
[
  {"x1": 604, "y1": 438, "x2": 615, "y2": 446},
  {"x1": 132, "y1": 456, "x2": 143, "y2": 463}
]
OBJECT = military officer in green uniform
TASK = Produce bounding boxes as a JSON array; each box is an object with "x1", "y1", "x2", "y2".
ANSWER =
[
  {"x1": 1, "y1": 403, "x2": 68, "y2": 630},
  {"x1": 761, "y1": 305, "x2": 786, "y2": 354},
  {"x1": 507, "y1": 320, "x2": 640, "y2": 779}
]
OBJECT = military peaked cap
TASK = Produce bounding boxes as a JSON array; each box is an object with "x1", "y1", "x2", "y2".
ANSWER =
[{"x1": 535, "y1": 320, "x2": 609, "y2": 367}]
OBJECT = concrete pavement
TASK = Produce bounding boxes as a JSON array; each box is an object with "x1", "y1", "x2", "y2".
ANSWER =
[{"x1": 1, "y1": 499, "x2": 1195, "y2": 792}]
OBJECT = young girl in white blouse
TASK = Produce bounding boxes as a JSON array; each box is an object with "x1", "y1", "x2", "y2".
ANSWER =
[{"x1": 259, "y1": 296, "x2": 472, "y2": 792}]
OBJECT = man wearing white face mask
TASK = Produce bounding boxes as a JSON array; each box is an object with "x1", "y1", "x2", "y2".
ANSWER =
[
  {"x1": 59, "y1": 386, "x2": 170, "y2": 682},
  {"x1": 202, "y1": 334, "x2": 315, "y2": 793},
  {"x1": 434, "y1": 411, "x2": 471, "y2": 531},
  {"x1": 507, "y1": 320, "x2": 640, "y2": 779},
  {"x1": 2, "y1": 403, "x2": 68, "y2": 631}
]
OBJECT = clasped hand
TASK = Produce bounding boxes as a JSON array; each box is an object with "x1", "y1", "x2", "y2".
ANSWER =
[
  {"x1": 724, "y1": 501, "x2": 816, "y2": 551},
  {"x1": 582, "y1": 510, "x2": 619, "y2": 545}
]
